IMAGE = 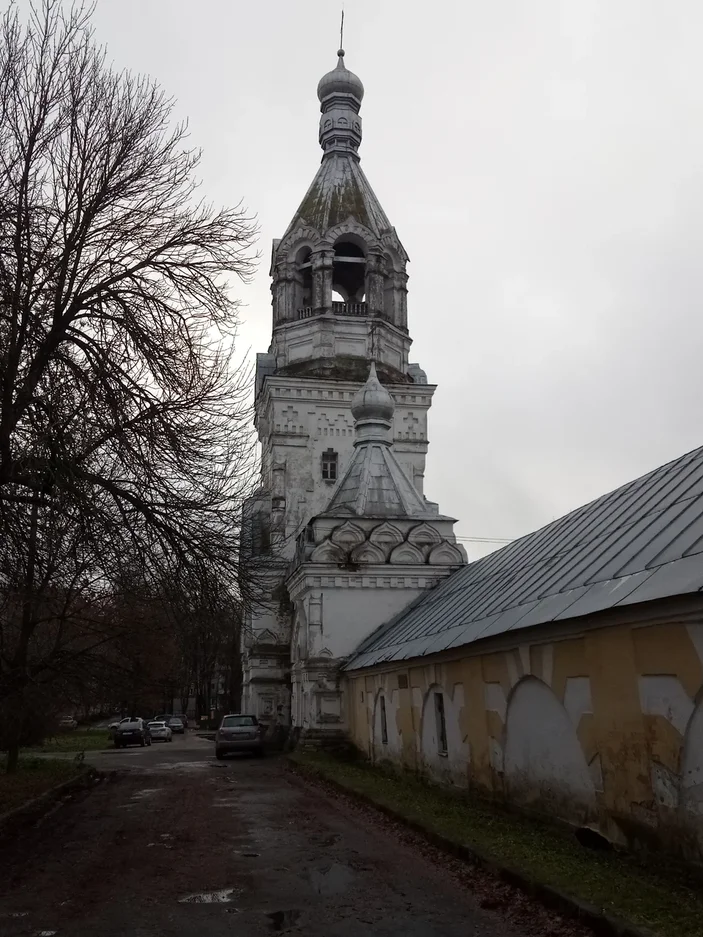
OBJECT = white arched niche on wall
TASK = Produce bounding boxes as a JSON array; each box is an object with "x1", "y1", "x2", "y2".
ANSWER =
[
  {"x1": 682, "y1": 693, "x2": 703, "y2": 818},
  {"x1": 419, "y1": 683, "x2": 468, "y2": 785},
  {"x1": 372, "y1": 688, "x2": 401, "y2": 759},
  {"x1": 504, "y1": 677, "x2": 596, "y2": 819}
]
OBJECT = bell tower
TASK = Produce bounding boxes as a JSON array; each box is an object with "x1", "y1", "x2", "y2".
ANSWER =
[
  {"x1": 241, "y1": 47, "x2": 436, "y2": 726},
  {"x1": 263, "y1": 47, "x2": 415, "y2": 386}
]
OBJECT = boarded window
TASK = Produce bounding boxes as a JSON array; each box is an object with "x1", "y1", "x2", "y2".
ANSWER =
[
  {"x1": 380, "y1": 695, "x2": 388, "y2": 745},
  {"x1": 322, "y1": 448, "x2": 338, "y2": 481},
  {"x1": 434, "y1": 692, "x2": 447, "y2": 755}
]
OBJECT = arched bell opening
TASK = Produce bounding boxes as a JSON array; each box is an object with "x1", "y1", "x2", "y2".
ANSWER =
[
  {"x1": 295, "y1": 247, "x2": 313, "y2": 311},
  {"x1": 332, "y1": 239, "x2": 367, "y2": 312}
]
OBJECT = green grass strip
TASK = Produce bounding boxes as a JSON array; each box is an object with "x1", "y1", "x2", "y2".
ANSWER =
[
  {"x1": 0, "y1": 756, "x2": 83, "y2": 813},
  {"x1": 29, "y1": 729, "x2": 110, "y2": 753}
]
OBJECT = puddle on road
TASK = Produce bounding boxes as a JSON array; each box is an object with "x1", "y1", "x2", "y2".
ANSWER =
[
  {"x1": 309, "y1": 863, "x2": 354, "y2": 896},
  {"x1": 179, "y1": 888, "x2": 241, "y2": 904},
  {"x1": 267, "y1": 910, "x2": 301, "y2": 931},
  {"x1": 130, "y1": 788, "x2": 162, "y2": 800}
]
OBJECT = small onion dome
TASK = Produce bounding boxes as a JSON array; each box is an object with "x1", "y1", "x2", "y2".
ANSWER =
[
  {"x1": 317, "y1": 49, "x2": 365, "y2": 103},
  {"x1": 351, "y1": 362, "x2": 394, "y2": 424}
]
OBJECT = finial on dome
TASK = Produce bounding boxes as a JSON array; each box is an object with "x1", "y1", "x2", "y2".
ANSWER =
[{"x1": 350, "y1": 362, "x2": 395, "y2": 446}]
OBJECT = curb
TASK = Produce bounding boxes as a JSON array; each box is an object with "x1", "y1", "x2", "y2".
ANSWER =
[
  {"x1": 287, "y1": 758, "x2": 657, "y2": 937},
  {"x1": 0, "y1": 766, "x2": 105, "y2": 835}
]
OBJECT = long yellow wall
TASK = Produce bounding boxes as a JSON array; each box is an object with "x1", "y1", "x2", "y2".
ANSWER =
[{"x1": 345, "y1": 618, "x2": 703, "y2": 860}]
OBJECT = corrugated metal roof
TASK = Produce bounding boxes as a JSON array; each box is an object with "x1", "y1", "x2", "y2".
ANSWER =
[{"x1": 344, "y1": 445, "x2": 703, "y2": 670}]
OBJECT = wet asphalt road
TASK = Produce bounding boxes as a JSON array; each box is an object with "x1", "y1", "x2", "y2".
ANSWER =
[{"x1": 0, "y1": 735, "x2": 553, "y2": 937}]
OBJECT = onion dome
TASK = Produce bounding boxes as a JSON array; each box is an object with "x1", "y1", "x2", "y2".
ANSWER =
[
  {"x1": 351, "y1": 362, "x2": 395, "y2": 445},
  {"x1": 317, "y1": 49, "x2": 365, "y2": 103}
]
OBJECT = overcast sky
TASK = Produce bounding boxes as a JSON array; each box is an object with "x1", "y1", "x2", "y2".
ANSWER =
[{"x1": 83, "y1": 0, "x2": 703, "y2": 559}]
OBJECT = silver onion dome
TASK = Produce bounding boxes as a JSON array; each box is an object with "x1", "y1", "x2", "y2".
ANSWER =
[
  {"x1": 317, "y1": 49, "x2": 365, "y2": 103},
  {"x1": 351, "y1": 362, "x2": 395, "y2": 427}
]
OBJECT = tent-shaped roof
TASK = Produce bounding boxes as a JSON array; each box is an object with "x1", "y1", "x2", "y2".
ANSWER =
[{"x1": 284, "y1": 153, "x2": 395, "y2": 241}]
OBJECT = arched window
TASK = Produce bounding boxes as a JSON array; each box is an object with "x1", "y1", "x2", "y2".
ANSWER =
[{"x1": 332, "y1": 239, "x2": 366, "y2": 307}]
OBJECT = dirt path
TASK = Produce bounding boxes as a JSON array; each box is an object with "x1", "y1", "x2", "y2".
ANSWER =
[{"x1": 0, "y1": 747, "x2": 583, "y2": 936}]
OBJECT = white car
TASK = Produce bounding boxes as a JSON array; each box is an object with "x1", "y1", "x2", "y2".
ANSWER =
[
  {"x1": 147, "y1": 720, "x2": 173, "y2": 742},
  {"x1": 108, "y1": 716, "x2": 132, "y2": 738}
]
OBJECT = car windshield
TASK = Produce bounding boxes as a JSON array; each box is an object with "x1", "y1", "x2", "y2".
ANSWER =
[
  {"x1": 170, "y1": 719, "x2": 182, "y2": 724},
  {"x1": 221, "y1": 715, "x2": 256, "y2": 727}
]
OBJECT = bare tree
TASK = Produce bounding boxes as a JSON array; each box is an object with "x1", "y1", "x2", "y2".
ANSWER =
[{"x1": 0, "y1": 1, "x2": 258, "y2": 769}]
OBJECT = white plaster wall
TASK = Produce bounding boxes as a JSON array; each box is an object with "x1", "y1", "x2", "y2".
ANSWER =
[
  {"x1": 263, "y1": 380, "x2": 434, "y2": 540},
  {"x1": 315, "y1": 586, "x2": 429, "y2": 658},
  {"x1": 682, "y1": 699, "x2": 703, "y2": 816},
  {"x1": 504, "y1": 678, "x2": 596, "y2": 814}
]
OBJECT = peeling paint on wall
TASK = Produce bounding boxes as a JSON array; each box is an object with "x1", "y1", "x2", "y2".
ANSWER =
[{"x1": 639, "y1": 675, "x2": 694, "y2": 735}]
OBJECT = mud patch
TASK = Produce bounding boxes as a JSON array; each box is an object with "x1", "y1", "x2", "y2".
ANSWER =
[{"x1": 267, "y1": 909, "x2": 301, "y2": 931}]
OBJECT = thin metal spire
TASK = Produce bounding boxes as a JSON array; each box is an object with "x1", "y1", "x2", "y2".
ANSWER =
[{"x1": 339, "y1": 6, "x2": 345, "y2": 52}]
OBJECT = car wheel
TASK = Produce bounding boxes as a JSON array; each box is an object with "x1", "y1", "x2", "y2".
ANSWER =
[
  {"x1": 114, "y1": 741, "x2": 121, "y2": 749},
  {"x1": 215, "y1": 749, "x2": 224, "y2": 761},
  {"x1": 256, "y1": 748, "x2": 265, "y2": 758}
]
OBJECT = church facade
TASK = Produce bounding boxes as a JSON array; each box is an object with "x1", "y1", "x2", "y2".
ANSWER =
[
  {"x1": 240, "y1": 49, "x2": 466, "y2": 738},
  {"x1": 241, "y1": 45, "x2": 703, "y2": 862}
]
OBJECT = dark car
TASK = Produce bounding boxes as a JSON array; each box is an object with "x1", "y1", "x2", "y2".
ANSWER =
[
  {"x1": 114, "y1": 718, "x2": 152, "y2": 748},
  {"x1": 215, "y1": 714, "x2": 264, "y2": 759},
  {"x1": 155, "y1": 713, "x2": 185, "y2": 733}
]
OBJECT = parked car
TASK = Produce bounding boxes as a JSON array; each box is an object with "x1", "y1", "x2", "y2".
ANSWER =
[
  {"x1": 215, "y1": 714, "x2": 264, "y2": 760},
  {"x1": 114, "y1": 718, "x2": 152, "y2": 748},
  {"x1": 108, "y1": 716, "x2": 132, "y2": 738},
  {"x1": 58, "y1": 716, "x2": 78, "y2": 730},
  {"x1": 168, "y1": 717, "x2": 184, "y2": 734},
  {"x1": 173, "y1": 713, "x2": 188, "y2": 729},
  {"x1": 147, "y1": 720, "x2": 172, "y2": 743}
]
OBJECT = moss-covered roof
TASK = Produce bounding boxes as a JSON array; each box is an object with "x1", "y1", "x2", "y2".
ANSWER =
[{"x1": 286, "y1": 154, "x2": 393, "y2": 238}]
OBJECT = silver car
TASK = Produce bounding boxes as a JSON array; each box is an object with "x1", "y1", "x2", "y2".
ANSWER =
[
  {"x1": 148, "y1": 720, "x2": 173, "y2": 742},
  {"x1": 215, "y1": 714, "x2": 264, "y2": 759}
]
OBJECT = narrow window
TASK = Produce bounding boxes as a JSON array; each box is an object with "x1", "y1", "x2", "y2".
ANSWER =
[
  {"x1": 434, "y1": 692, "x2": 447, "y2": 755},
  {"x1": 321, "y1": 448, "x2": 338, "y2": 481},
  {"x1": 380, "y1": 695, "x2": 388, "y2": 745}
]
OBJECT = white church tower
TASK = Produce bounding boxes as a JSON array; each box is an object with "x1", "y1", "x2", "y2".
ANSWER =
[{"x1": 240, "y1": 48, "x2": 464, "y2": 735}]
